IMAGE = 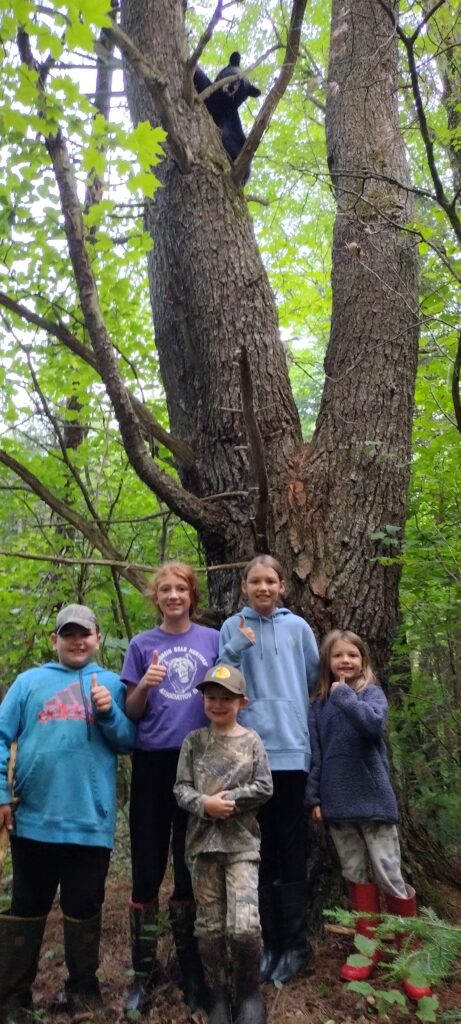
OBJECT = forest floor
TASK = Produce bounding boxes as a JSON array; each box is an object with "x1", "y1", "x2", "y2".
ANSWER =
[{"x1": 3, "y1": 820, "x2": 461, "y2": 1024}]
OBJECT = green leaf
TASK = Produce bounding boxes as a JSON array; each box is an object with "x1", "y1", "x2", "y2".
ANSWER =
[
  {"x1": 415, "y1": 995, "x2": 439, "y2": 1023},
  {"x1": 354, "y1": 933, "x2": 377, "y2": 956},
  {"x1": 346, "y1": 954, "x2": 372, "y2": 967},
  {"x1": 347, "y1": 981, "x2": 375, "y2": 995}
]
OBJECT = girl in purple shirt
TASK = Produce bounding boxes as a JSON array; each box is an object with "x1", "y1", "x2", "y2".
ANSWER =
[{"x1": 122, "y1": 562, "x2": 219, "y2": 1015}]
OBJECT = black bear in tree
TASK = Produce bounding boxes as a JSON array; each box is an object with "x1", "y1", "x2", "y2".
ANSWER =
[{"x1": 194, "y1": 52, "x2": 261, "y2": 182}]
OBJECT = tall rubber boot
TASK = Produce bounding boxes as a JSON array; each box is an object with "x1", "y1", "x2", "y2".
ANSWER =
[
  {"x1": 198, "y1": 933, "x2": 232, "y2": 1024},
  {"x1": 63, "y1": 911, "x2": 104, "y2": 1015},
  {"x1": 229, "y1": 934, "x2": 266, "y2": 1024},
  {"x1": 340, "y1": 881, "x2": 382, "y2": 981},
  {"x1": 0, "y1": 912, "x2": 47, "y2": 1024},
  {"x1": 385, "y1": 887, "x2": 432, "y2": 1000},
  {"x1": 258, "y1": 885, "x2": 281, "y2": 983},
  {"x1": 169, "y1": 900, "x2": 207, "y2": 1012},
  {"x1": 125, "y1": 899, "x2": 161, "y2": 1014},
  {"x1": 270, "y1": 881, "x2": 314, "y2": 983}
]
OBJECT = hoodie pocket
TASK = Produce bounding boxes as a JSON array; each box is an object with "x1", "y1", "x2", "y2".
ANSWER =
[
  {"x1": 16, "y1": 750, "x2": 109, "y2": 828},
  {"x1": 240, "y1": 698, "x2": 308, "y2": 753}
]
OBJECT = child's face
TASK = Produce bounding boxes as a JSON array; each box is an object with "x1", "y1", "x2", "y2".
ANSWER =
[
  {"x1": 241, "y1": 564, "x2": 285, "y2": 616},
  {"x1": 155, "y1": 570, "x2": 192, "y2": 624},
  {"x1": 52, "y1": 626, "x2": 100, "y2": 669},
  {"x1": 203, "y1": 683, "x2": 248, "y2": 732},
  {"x1": 329, "y1": 639, "x2": 362, "y2": 683}
]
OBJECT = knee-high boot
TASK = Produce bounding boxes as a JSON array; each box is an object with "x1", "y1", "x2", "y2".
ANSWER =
[
  {"x1": 229, "y1": 934, "x2": 266, "y2": 1024},
  {"x1": 168, "y1": 900, "x2": 207, "y2": 1012},
  {"x1": 340, "y1": 882, "x2": 382, "y2": 982},
  {"x1": 270, "y1": 881, "x2": 314, "y2": 983},
  {"x1": 0, "y1": 912, "x2": 47, "y2": 1024},
  {"x1": 198, "y1": 933, "x2": 232, "y2": 1024},
  {"x1": 63, "y1": 911, "x2": 103, "y2": 1015},
  {"x1": 258, "y1": 885, "x2": 281, "y2": 983},
  {"x1": 385, "y1": 887, "x2": 431, "y2": 1000},
  {"x1": 124, "y1": 899, "x2": 161, "y2": 1014}
]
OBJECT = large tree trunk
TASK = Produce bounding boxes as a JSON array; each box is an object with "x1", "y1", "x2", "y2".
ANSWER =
[
  {"x1": 284, "y1": 0, "x2": 419, "y2": 677},
  {"x1": 121, "y1": 0, "x2": 303, "y2": 614},
  {"x1": 121, "y1": 0, "x2": 418, "y2": 678}
]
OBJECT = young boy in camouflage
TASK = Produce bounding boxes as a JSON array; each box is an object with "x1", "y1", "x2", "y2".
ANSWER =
[{"x1": 174, "y1": 664, "x2": 272, "y2": 1024}]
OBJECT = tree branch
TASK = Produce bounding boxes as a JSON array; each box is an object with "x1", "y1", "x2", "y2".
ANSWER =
[
  {"x1": 452, "y1": 330, "x2": 461, "y2": 434},
  {"x1": 0, "y1": 448, "x2": 147, "y2": 591},
  {"x1": 232, "y1": 0, "x2": 307, "y2": 186},
  {"x1": 239, "y1": 346, "x2": 270, "y2": 553},
  {"x1": 105, "y1": 21, "x2": 192, "y2": 172},
  {"x1": 375, "y1": 0, "x2": 461, "y2": 244},
  {"x1": 0, "y1": 290, "x2": 195, "y2": 467},
  {"x1": 0, "y1": 548, "x2": 249, "y2": 574},
  {"x1": 15, "y1": 31, "x2": 212, "y2": 532},
  {"x1": 187, "y1": 0, "x2": 224, "y2": 70}
]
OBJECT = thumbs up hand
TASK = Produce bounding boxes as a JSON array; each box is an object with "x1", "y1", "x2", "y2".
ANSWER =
[
  {"x1": 140, "y1": 650, "x2": 167, "y2": 689},
  {"x1": 239, "y1": 615, "x2": 256, "y2": 645},
  {"x1": 90, "y1": 672, "x2": 112, "y2": 713}
]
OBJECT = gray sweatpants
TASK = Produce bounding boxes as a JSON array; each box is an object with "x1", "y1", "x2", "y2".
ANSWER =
[{"x1": 329, "y1": 821, "x2": 408, "y2": 898}]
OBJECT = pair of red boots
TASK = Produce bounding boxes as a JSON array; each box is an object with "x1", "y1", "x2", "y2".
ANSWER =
[{"x1": 340, "y1": 881, "x2": 431, "y2": 1001}]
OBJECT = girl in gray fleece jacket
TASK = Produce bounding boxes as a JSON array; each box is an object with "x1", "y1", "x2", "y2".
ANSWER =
[{"x1": 307, "y1": 629, "x2": 430, "y2": 1000}]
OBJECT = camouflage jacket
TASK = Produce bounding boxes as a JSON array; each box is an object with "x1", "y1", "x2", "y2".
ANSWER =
[{"x1": 174, "y1": 727, "x2": 273, "y2": 859}]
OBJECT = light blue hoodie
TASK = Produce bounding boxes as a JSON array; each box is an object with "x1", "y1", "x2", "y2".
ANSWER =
[
  {"x1": 219, "y1": 607, "x2": 319, "y2": 772},
  {"x1": 0, "y1": 661, "x2": 135, "y2": 848}
]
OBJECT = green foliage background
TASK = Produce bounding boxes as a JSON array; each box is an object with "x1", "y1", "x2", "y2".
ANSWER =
[{"x1": 0, "y1": 0, "x2": 459, "y2": 854}]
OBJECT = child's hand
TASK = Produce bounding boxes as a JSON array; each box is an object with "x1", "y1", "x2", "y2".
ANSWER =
[
  {"x1": 239, "y1": 616, "x2": 256, "y2": 645},
  {"x1": 204, "y1": 791, "x2": 236, "y2": 819},
  {"x1": 91, "y1": 673, "x2": 112, "y2": 713},
  {"x1": 141, "y1": 650, "x2": 167, "y2": 689},
  {"x1": 331, "y1": 674, "x2": 346, "y2": 692},
  {"x1": 311, "y1": 805, "x2": 323, "y2": 823},
  {"x1": 0, "y1": 803, "x2": 13, "y2": 831}
]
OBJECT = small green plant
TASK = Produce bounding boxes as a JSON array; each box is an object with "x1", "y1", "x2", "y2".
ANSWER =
[{"x1": 325, "y1": 905, "x2": 461, "y2": 1021}]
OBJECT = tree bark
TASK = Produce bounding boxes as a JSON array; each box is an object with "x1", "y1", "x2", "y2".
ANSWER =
[{"x1": 121, "y1": 0, "x2": 419, "y2": 675}]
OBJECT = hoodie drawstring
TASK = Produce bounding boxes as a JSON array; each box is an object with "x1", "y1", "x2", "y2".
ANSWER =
[{"x1": 79, "y1": 670, "x2": 92, "y2": 741}]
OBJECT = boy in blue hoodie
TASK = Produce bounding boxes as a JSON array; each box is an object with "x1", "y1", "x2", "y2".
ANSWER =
[{"x1": 0, "y1": 604, "x2": 135, "y2": 1022}]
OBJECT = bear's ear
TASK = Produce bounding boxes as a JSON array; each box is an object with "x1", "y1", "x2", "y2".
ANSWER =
[
  {"x1": 193, "y1": 66, "x2": 212, "y2": 93},
  {"x1": 248, "y1": 84, "x2": 261, "y2": 98},
  {"x1": 229, "y1": 51, "x2": 241, "y2": 66}
]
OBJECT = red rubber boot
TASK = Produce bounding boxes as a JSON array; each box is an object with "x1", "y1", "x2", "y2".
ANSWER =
[
  {"x1": 340, "y1": 882, "x2": 381, "y2": 982},
  {"x1": 385, "y1": 888, "x2": 431, "y2": 1001}
]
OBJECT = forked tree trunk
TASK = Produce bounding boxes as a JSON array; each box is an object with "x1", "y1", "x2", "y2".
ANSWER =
[
  {"x1": 119, "y1": 0, "x2": 459, "y2": 896},
  {"x1": 121, "y1": 0, "x2": 418, "y2": 675}
]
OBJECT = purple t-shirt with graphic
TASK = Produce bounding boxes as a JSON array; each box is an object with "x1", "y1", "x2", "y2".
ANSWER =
[{"x1": 121, "y1": 623, "x2": 219, "y2": 751}]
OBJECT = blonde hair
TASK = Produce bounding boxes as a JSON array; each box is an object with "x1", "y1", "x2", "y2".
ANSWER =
[
  {"x1": 312, "y1": 629, "x2": 375, "y2": 701},
  {"x1": 242, "y1": 555, "x2": 285, "y2": 582},
  {"x1": 145, "y1": 562, "x2": 200, "y2": 616}
]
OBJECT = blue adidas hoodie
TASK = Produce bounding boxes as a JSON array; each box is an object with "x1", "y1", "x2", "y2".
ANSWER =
[
  {"x1": 0, "y1": 661, "x2": 135, "y2": 848},
  {"x1": 219, "y1": 607, "x2": 319, "y2": 772}
]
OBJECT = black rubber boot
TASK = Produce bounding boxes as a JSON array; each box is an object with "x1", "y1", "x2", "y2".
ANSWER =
[
  {"x1": 169, "y1": 900, "x2": 208, "y2": 1012},
  {"x1": 229, "y1": 935, "x2": 267, "y2": 1024},
  {"x1": 124, "y1": 900, "x2": 161, "y2": 1014},
  {"x1": 198, "y1": 934, "x2": 232, "y2": 1024},
  {"x1": 270, "y1": 881, "x2": 314, "y2": 984},
  {"x1": 0, "y1": 911, "x2": 47, "y2": 1024},
  {"x1": 63, "y1": 911, "x2": 104, "y2": 1016},
  {"x1": 258, "y1": 884, "x2": 281, "y2": 983}
]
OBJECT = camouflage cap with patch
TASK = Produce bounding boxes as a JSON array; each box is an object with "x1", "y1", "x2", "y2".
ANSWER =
[{"x1": 196, "y1": 663, "x2": 246, "y2": 696}]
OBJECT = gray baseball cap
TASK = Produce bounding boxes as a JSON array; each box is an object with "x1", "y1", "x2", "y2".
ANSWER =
[
  {"x1": 55, "y1": 604, "x2": 98, "y2": 634},
  {"x1": 196, "y1": 664, "x2": 246, "y2": 697}
]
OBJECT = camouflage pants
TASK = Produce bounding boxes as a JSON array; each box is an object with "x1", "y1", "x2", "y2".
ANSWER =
[
  {"x1": 190, "y1": 853, "x2": 261, "y2": 939},
  {"x1": 329, "y1": 822, "x2": 408, "y2": 898}
]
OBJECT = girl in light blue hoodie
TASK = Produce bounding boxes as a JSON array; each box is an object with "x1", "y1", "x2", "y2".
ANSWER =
[{"x1": 219, "y1": 555, "x2": 319, "y2": 987}]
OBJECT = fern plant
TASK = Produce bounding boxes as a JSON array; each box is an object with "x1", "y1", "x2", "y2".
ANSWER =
[{"x1": 325, "y1": 906, "x2": 461, "y2": 1022}]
